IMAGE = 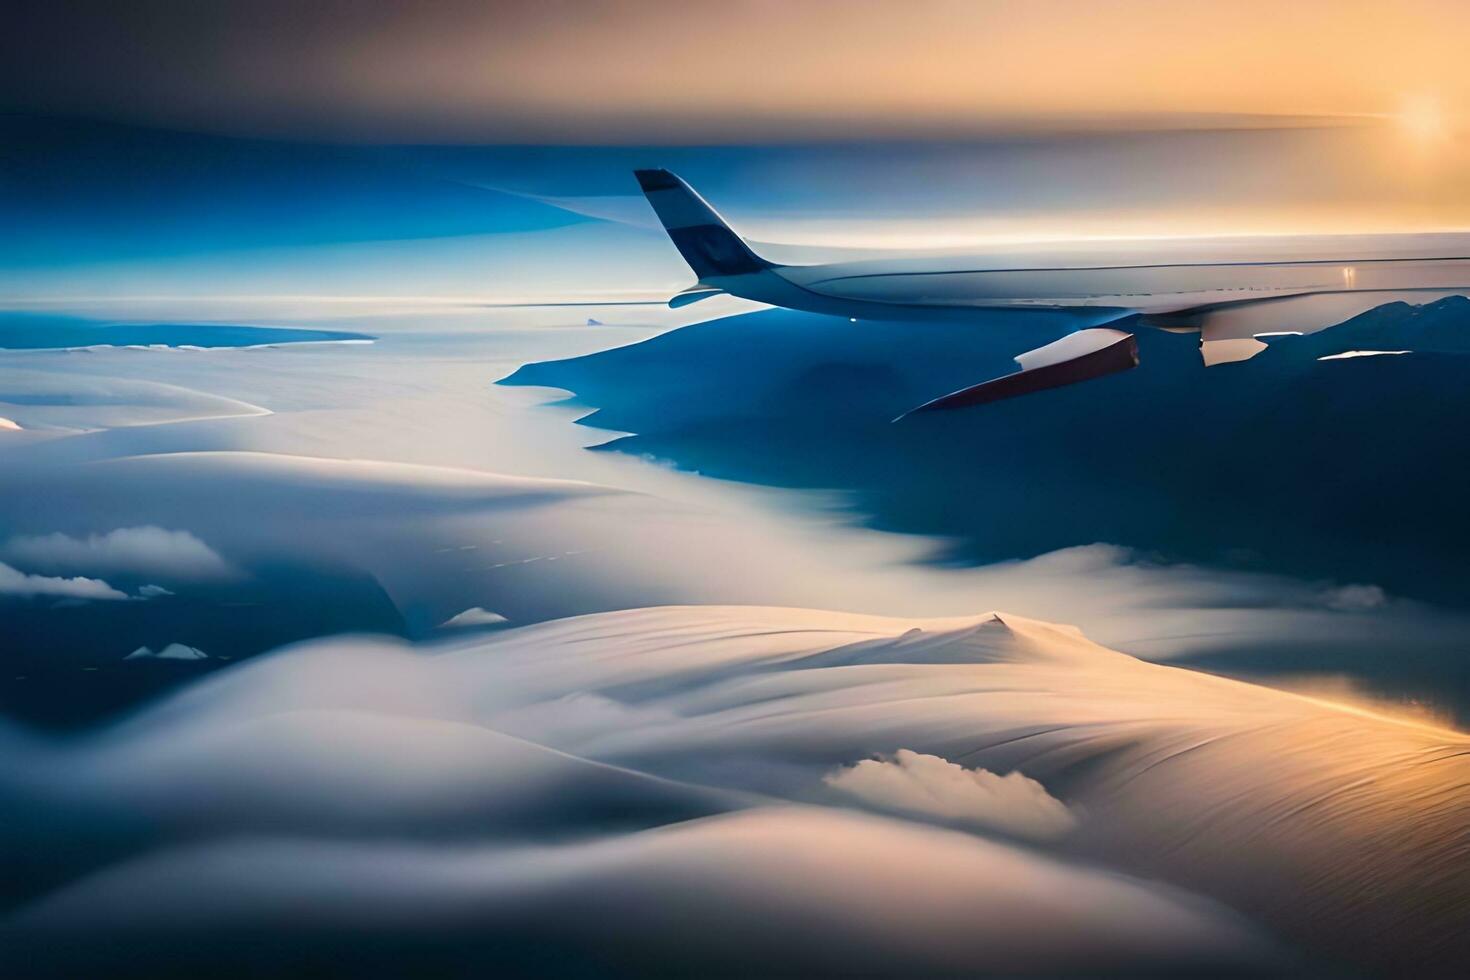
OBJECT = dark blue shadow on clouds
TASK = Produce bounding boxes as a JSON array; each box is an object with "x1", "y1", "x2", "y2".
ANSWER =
[
  {"x1": 0, "y1": 559, "x2": 406, "y2": 730},
  {"x1": 505, "y1": 297, "x2": 1470, "y2": 610}
]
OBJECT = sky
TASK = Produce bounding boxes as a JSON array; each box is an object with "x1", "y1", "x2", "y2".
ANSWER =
[
  {"x1": 4, "y1": 0, "x2": 1470, "y2": 142},
  {"x1": 3, "y1": 121, "x2": 1469, "y2": 309},
  {"x1": 8, "y1": 0, "x2": 1470, "y2": 299},
  {"x1": 5, "y1": 0, "x2": 1470, "y2": 310}
]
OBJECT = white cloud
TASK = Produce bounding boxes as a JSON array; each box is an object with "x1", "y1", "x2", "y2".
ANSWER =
[
  {"x1": 2, "y1": 526, "x2": 234, "y2": 582},
  {"x1": 0, "y1": 561, "x2": 128, "y2": 601},
  {"x1": 0, "y1": 416, "x2": 21, "y2": 431},
  {"x1": 124, "y1": 644, "x2": 208, "y2": 662},
  {"x1": 2, "y1": 810, "x2": 1267, "y2": 978},
  {"x1": 136, "y1": 584, "x2": 175, "y2": 598},
  {"x1": 439, "y1": 607, "x2": 509, "y2": 628},
  {"x1": 824, "y1": 750, "x2": 1078, "y2": 840}
]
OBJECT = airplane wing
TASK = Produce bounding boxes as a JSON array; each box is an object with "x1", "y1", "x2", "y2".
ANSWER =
[
  {"x1": 1144, "y1": 289, "x2": 1470, "y2": 364},
  {"x1": 634, "y1": 168, "x2": 1470, "y2": 413}
]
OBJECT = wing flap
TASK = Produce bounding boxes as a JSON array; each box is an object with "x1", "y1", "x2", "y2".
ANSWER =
[
  {"x1": 894, "y1": 328, "x2": 1138, "y2": 420},
  {"x1": 1145, "y1": 289, "x2": 1469, "y2": 365}
]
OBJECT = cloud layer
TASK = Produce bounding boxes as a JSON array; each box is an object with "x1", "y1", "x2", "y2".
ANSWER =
[
  {"x1": 4, "y1": 604, "x2": 1468, "y2": 976},
  {"x1": 0, "y1": 609, "x2": 1298, "y2": 978},
  {"x1": 6, "y1": 809, "x2": 1267, "y2": 980}
]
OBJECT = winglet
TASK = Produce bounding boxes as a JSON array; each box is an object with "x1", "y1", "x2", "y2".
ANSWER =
[
  {"x1": 669, "y1": 284, "x2": 727, "y2": 308},
  {"x1": 634, "y1": 169, "x2": 772, "y2": 280}
]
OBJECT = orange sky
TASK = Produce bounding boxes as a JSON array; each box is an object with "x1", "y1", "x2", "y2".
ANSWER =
[
  {"x1": 398, "y1": 0, "x2": 1470, "y2": 136},
  {"x1": 8, "y1": 0, "x2": 1470, "y2": 237},
  {"x1": 5, "y1": 0, "x2": 1470, "y2": 141}
]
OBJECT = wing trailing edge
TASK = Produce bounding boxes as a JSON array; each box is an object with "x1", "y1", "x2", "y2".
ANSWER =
[{"x1": 894, "y1": 328, "x2": 1139, "y2": 420}]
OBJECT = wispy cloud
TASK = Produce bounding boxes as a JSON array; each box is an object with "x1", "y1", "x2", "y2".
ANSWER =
[
  {"x1": 2, "y1": 526, "x2": 235, "y2": 583},
  {"x1": 0, "y1": 561, "x2": 127, "y2": 600}
]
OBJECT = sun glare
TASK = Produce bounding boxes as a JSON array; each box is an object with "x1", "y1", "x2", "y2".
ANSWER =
[{"x1": 1398, "y1": 95, "x2": 1448, "y2": 143}]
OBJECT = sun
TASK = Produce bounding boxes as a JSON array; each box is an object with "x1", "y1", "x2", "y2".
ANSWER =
[{"x1": 1397, "y1": 94, "x2": 1448, "y2": 143}]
